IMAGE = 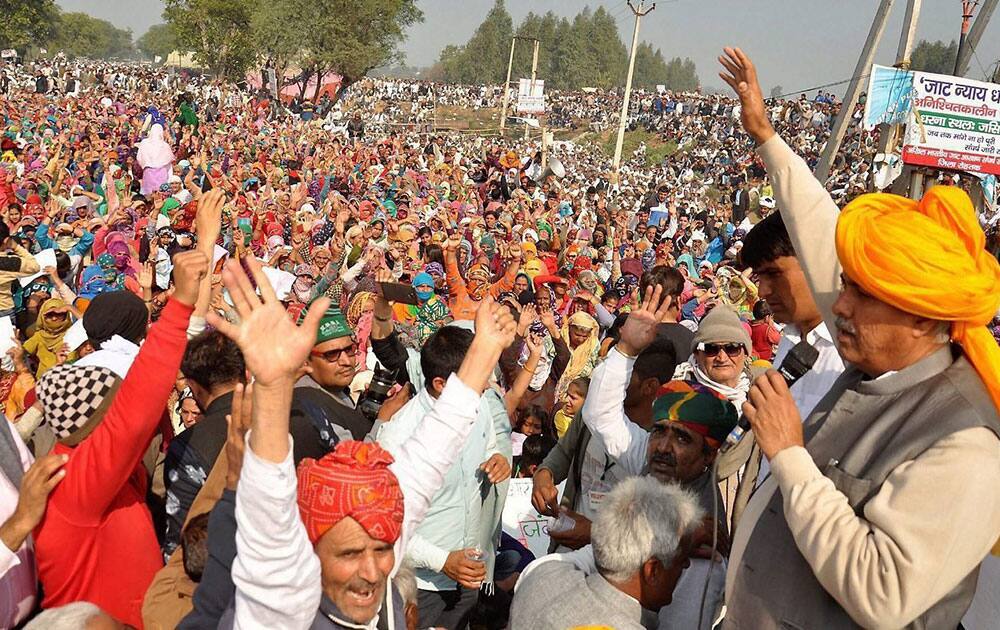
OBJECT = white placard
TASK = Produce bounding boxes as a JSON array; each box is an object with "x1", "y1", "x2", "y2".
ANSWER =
[
  {"x1": 63, "y1": 318, "x2": 88, "y2": 351},
  {"x1": 501, "y1": 478, "x2": 565, "y2": 559},
  {"x1": 0, "y1": 317, "x2": 16, "y2": 357},
  {"x1": 19, "y1": 249, "x2": 57, "y2": 287},
  {"x1": 516, "y1": 78, "x2": 545, "y2": 114}
]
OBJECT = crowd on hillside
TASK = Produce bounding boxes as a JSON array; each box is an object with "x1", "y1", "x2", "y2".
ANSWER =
[{"x1": 0, "y1": 47, "x2": 999, "y2": 630}]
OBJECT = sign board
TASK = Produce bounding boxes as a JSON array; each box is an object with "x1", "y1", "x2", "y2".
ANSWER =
[
  {"x1": 516, "y1": 78, "x2": 545, "y2": 114},
  {"x1": 1, "y1": 50, "x2": 16, "y2": 59},
  {"x1": 863, "y1": 64, "x2": 914, "y2": 130},
  {"x1": 656, "y1": 84, "x2": 666, "y2": 94},
  {"x1": 902, "y1": 71, "x2": 1000, "y2": 176},
  {"x1": 501, "y1": 478, "x2": 564, "y2": 559}
]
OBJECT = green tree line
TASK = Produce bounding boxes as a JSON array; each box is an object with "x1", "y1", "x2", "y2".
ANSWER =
[
  {"x1": 427, "y1": 1, "x2": 699, "y2": 92},
  {"x1": 0, "y1": 1, "x2": 135, "y2": 60},
  {"x1": 162, "y1": 0, "x2": 423, "y2": 97}
]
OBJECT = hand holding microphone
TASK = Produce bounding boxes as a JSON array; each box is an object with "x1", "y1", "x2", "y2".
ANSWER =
[{"x1": 724, "y1": 340, "x2": 819, "y2": 459}]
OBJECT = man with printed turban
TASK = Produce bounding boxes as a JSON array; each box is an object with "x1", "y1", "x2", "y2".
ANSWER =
[
  {"x1": 566, "y1": 288, "x2": 740, "y2": 630},
  {"x1": 718, "y1": 47, "x2": 1000, "y2": 629}
]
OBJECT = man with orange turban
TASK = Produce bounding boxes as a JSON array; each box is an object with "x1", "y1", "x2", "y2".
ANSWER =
[{"x1": 717, "y1": 48, "x2": 1000, "y2": 630}]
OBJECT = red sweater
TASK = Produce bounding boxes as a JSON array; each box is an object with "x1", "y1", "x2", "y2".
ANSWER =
[{"x1": 34, "y1": 299, "x2": 193, "y2": 628}]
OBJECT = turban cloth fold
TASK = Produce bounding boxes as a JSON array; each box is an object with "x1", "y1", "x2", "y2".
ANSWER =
[
  {"x1": 836, "y1": 187, "x2": 1000, "y2": 412},
  {"x1": 652, "y1": 380, "x2": 738, "y2": 448},
  {"x1": 297, "y1": 441, "x2": 404, "y2": 544}
]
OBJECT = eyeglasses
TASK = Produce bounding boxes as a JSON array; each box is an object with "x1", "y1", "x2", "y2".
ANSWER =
[
  {"x1": 310, "y1": 343, "x2": 358, "y2": 362},
  {"x1": 701, "y1": 343, "x2": 745, "y2": 358}
]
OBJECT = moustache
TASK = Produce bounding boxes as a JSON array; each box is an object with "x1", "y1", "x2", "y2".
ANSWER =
[
  {"x1": 835, "y1": 316, "x2": 857, "y2": 336},
  {"x1": 650, "y1": 452, "x2": 677, "y2": 467}
]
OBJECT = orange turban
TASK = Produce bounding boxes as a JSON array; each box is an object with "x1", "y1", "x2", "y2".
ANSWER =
[
  {"x1": 835, "y1": 186, "x2": 1000, "y2": 412},
  {"x1": 297, "y1": 441, "x2": 404, "y2": 544}
]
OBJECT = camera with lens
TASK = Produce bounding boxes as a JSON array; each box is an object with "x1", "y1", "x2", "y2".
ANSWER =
[{"x1": 357, "y1": 365, "x2": 399, "y2": 422}]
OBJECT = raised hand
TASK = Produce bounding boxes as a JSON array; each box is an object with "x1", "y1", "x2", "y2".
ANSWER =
[
  {"x1": 524, "y1": 331, "x2": 544, "y2": 358},
  {"x1": 172, "y1": 250, "x2": 210, "y2": 307},
  {"x1": 195, "y1": 187, "x2": 226, "y2": 253},
  {"x1": 208, "y1": 257, "x2": 329, "y2": 388},
  {"x1": 138, "y1": 261, "x2": 154, "y2": 290},
  {"x1": 473, "y1": 295, "x2": 517, "y2": 353},
  {"x1": 517, "y1": 303, "x2": 537, "y2": 335},
  {"x1": 224, "y1": 382, "x2": 252, "y2": 490},
  {"x1": 617, "y1": 284, "x2": 672, "y2": 357},
  {"x1": 718, "y1": 47, "x2": 775, "y2": 145}
]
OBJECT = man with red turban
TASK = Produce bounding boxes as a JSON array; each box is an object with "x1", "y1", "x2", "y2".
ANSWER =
[
  {"x1": 717, "y1": 48, "x2": 1000, "y2": 630},
  {"x1": 205, "y1": 256, "x2": 516, "y2": 630}
]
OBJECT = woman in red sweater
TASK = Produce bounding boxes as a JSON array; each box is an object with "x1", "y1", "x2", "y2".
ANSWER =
[{"x1": 31, "y1": 250, "x2": 207, "y2": 628}]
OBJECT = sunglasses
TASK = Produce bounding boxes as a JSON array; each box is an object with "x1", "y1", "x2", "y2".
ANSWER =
[
  {"x1": 310, "y1": 343, "x2": 358, "y2": 362},
  {"x1": 701, "y1": 343, "x2": 745, "y2": 358}
]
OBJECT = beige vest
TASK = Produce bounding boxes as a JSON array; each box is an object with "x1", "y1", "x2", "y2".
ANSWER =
[{"x1": 724, "y1": 347, "x2": 1000, "y2": 629}]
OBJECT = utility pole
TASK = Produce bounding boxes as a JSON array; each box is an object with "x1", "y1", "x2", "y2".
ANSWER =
[
  {"x1": 524, "y1": 39, "x2": 540, "y2": 140},
  {"x1": 612, "y1": 0, "x2": 655, "y2": 177},
  {"x1": 956, "y1": 0, "x2": 997, "y2": 77},
  {"x1": 955, "y1": 1, "x2": 981, "y2": 76},
  {"x1": 499, "y1": 37, "x2": 517, "y2": 136},
  {"x1": 881, "y1": 0, "x2": 922, "y2": 197},
  {"x1": 814, "y1": 0, "x2": 895, "y2": 184}
]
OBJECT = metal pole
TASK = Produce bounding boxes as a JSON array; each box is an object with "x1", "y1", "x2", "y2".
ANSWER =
[
  {"x1": 499, "y1": 37, "x2": 517, "y2": 135},
  {"x1": 877, "y1": 0, "x2": 921, "y2": 172},
  {"x1": 957, "y1": 0, "x2": 995, "y2": 77},
  {"x1": 814, "y1": 0, "x2": 895, "y2": 184},
  {"x1": 896, "y1": 0, "x2": 921, "y2": 64},
  {"x1": 612, "y1": 0, "x2": 655, "y2": 176},
  {"x1": 954, "y1": 1, "x2": 978, "y2": 76},
  {"x1": 523, "y1": 39, "x2": 540, "y2": 140}
]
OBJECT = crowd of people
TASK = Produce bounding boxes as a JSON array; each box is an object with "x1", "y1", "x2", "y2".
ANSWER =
[{"x1": 0, "y1": 41, "x2": 999, "y2": 630}]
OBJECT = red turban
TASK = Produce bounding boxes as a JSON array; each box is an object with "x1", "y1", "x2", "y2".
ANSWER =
[{"x1": 296, "y1": 441, "x2": 404, "y2": 545}]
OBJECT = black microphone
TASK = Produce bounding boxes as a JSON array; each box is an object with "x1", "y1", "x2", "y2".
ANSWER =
[{"x1": 720, "y1": 339, "x2": 820, "y2": 453}]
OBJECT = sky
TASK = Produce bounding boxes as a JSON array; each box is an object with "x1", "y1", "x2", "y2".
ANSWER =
[{"x1": 56, "y1": 0, "x2": 1000, "y2": 94}]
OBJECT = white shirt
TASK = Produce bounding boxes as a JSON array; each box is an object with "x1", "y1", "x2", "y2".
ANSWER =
[
  {"x1": 0, "y1": 420, "x2": 36, "y2": 628},
  {"x1": 758, "y1": 321, "x2": 844, "y2": 482},
  {"x1": 231, "y1": 373, "x2": 482, "y2": 630}
]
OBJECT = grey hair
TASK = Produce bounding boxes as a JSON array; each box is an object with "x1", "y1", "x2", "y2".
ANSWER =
[
  {"x1": 592, "y1": 477, "x2": 704, "y2": 584},
  {"x1": 393, "y1": 561, "x2": 418, "y2": 607},
  {"x1": 24, "y1": 602, "x2": 104, "y2": 629}
]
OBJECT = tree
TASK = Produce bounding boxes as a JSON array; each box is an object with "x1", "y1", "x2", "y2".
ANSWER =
[
  {"x1": 440, "y1": 0, "x2": 514, "y2": 85},
  {"x1": 291, "y1": 0, "x2": 424, "y2": 100},
  {"x1": 663, "y1": 57, "x2": 698, "y2": 92},
  {"x1": 770, "y1": 85, "x2": 784, "y2": 99},
  {"x1": 0, "y1": 0, "x2": 59, "y2": 53},
  {"x1": 164, "y1": 0, "x2": 256, "y2": 78},
  {"x1": 910, "y1": 39, "x2": 959, "y2": 75},
  {"x1": 136, "y1": 23, "x2": 176, "y2": 61},
  {"x1": 47, "y1": 12, "x2": 133, "y2": 59}
]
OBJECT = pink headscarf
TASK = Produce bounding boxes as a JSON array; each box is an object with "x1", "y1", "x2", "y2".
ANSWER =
[{"x1": 137, "y1": 124, "x2": 174, "y2": 170}]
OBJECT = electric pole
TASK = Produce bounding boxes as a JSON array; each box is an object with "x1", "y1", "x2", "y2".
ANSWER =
[
  {"x1": 612, "y1": 0, "x2": 655, "y2": 177},
  {"x1": 814, "y1": 0, "x2": 895, "y2": 184},
  {"x1": 499, "y1": 38, "x2": 517, "y2": 135},
  {"x1": 524, "y1": 39, "x2": 540, "y2": 140},
  {"x1": 955, "y1": 1, "x2": 980, "y2": 76},
  {"x1": 956, "y1": 0, "x2": 997, "y2": 77}
]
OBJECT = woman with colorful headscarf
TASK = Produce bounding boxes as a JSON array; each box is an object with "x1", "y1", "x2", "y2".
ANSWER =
[
  {"x1": 553, "y1": 310, "x2": 600, "y2": 406},
  {"x1": 346, "y1": 291, "x2": 376, "y2": 368},
  {"x1": 23, "y1": 297, "x2": 74, "y2": 377},
  {"x1": 409, "y1": 271, "x2": 452, "y2": 346}
]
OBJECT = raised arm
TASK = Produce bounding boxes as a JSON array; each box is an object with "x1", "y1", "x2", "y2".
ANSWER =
[
  {"x1": 719, "y1": 47, "x2": 841, "y2": 340},
  {"x1": 582, "y1": 286, "x2": 671, "y2": 475},
  {"x1": 207, "y1": 256, "x2": 330, "y2": 630},
  {"x1": 55, "y1": 251, "x2": 205, "y2": 516},
  {"x1": 388, "y1": 297, "x2": 516, "y2": 561}
]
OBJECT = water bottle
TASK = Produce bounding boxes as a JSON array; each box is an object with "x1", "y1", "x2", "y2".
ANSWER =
[{"x1": 549, "y1": 509, "x2": 576, "y2": 534}]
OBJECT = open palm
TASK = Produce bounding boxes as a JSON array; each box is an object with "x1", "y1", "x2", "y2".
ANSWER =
[
  {"x1": 208, "y1": 256, "x2": 329, "y2": 387},
  {"x1": 618, "y1": 285, "x2": 672, "y2": 357}
]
